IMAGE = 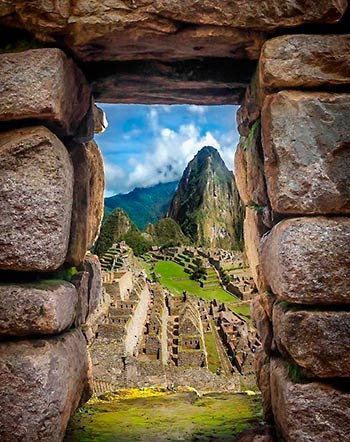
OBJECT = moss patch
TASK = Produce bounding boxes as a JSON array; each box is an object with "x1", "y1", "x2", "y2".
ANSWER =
[{"x1": 65, "y1": 390, "x2": 262, "y2": 442}]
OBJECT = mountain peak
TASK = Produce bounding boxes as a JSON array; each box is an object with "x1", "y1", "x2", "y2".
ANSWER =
[
  {"x1": 168, "y1": 147, "x2": 244, "y2": 250},
  {"x1": 197, "y1": 145, "x2": 218, "y2": 156}
]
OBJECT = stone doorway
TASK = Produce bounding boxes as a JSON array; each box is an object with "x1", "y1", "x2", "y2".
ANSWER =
[{"x1": 0, "y1": 2, "x2": 350, "y2": 441}]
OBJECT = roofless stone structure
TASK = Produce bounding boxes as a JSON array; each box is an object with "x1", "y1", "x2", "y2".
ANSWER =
[{"x1": 0, "y1": 1, "x2": 350, "y2": 441}]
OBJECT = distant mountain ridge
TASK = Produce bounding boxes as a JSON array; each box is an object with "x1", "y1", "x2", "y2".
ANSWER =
[
  {"x1": 104, "y1": 181, "x2": 178, "y2": 230},
  {"x1": 168, "y1": 146, "x2": 244, "y2": 250}
]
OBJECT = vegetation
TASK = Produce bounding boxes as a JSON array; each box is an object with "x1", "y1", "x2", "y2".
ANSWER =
[
  {"x1": 227, "y1": 303, "x2": 252, "y2": 324},
  {"x1": 286, "y1": 361, "x2": 303, "y2": 383},
  {"x1": 167, "y1": 146, "x2": 244, "y2": 250},
  {"x1": 241, "y1": 120, "x2": 261, "y2": 152},
  {"x1": 65, "y1": 389, "x2": 263, "y2": 442},
  {"x1": 95, "y1": 208, "x2": 135, "y2": 257},
  {"x1": 153, "y1": 261, "x2": 237, "y2": 302},
  {"x1": 204, "y1": 328, "x2": 223, "y2": 374},
  {"x1": 150, "y1": 218, "x2": 190, "y2": 248},
  {"x1": 189, "y1": 259, "x2": 207, "y2": 283},
  {"x1": 123, "y1": 230, "x2": 152, "y2": 256},
  {"x1": 104, "y1": 181, "x2": 178, "y2": 230},
  {"x1": 95, "y1": 208, "x2": 153, "y2": 257}
]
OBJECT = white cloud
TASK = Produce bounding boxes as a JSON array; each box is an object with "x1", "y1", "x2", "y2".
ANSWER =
[
  {"x1": 100, "y1": 105, "x2": 240, "y2": 196},
  {"x1": 104, "y1": 161, "x2": 126, "y2": 196},
  {"x1": 187, "y1": 105, "x2": 208, "y2": 115},
  {"x1": 125, "y1": 114, "x2": 237, "y2": 191}
]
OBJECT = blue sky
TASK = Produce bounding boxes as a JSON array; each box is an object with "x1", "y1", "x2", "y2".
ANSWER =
[{"x1": 96, "y1": 104, "x2": 239, "y2": 196}]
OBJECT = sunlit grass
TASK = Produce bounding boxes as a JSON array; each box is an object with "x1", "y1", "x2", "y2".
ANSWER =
[{"x1": 154, "y1": 261, "x2": 237, "y2": 302}]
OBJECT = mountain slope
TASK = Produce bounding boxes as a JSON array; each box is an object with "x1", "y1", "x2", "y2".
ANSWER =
[
  {"x1": 167, "y1": 146, "x2": 244, "y2": 250},
  {"x1": 104, "y1": 181, "x2": 178, "y2": 230},
  {"x1": 94, "y1": 208, "x2": 135, "y2": 257}
]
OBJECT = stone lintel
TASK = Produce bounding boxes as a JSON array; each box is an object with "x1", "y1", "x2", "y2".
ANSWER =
[{"x1": 85, "y1": 59, "x2": 256, "y2": 105}]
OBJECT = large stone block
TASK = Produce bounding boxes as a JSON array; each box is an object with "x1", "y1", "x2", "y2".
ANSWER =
[
  {"x1": 0, "y1": 48, "x2": 91, "y2": 137},
  {"x1": 273, "y1": 303, "x2": 350, "y2": 378},
  {"x1": 72, "y1": 271, "x2": 90, "y2": 326},
  {"x1": 0, "y1": 126, "x2": 74, "y2": 271},
  {"x1": 261, "y1": 217, "x2": 350, "y2": 304},
  {"x1": 0, "y1": 281, "x2": 78, "y2": 337},
  {"x1": 236, "y1": 80, "x2": 261, "y2": 137},
  {"x1": 243, "y1": 208, "x2": 268, "y2": 292},
  {"x1": 89, "y1": 58, "x2": 252, "y2": 105},
  {"x1": 81, "y1": 254, "x2": 103, "y2": 317},
  {"x1": 0, "y1": 329, "x2": 91, "y2": 442},
  {"x1": 260, "y1": 35, "x2": 350, "y2": 91},
  {"x1": 67, "y1": 141, "x2": 105, "y2": 266},
  {"x1": 0, "y1": 1, "x2": 346, "y2": 62},
  {"x1": 251, "y1": 295, "x2": 273, "y2": 355},
  {"x1": 270, "y1": 358, "x2": 350, "y2": 442},
  {"x1": 86, "y1": 141, "x2": 105, "y2": 248},
  {"x1": 262, "y1": 91, "x2": 350, "y2": 214},
  {"x1": 93, "y1": 105, "x2": 108, "y2": 134},
  {"x1": 254, "y1": 349, "x2": 272, "y2": 422},
  {"x1": 234, "y1": 122, "x2": 268, "y2": 207}
]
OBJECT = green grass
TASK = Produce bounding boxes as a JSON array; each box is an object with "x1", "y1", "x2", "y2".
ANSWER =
[
  {"x1": 227, "y1": 303, "x2": 252, "y2": 323},
  {"x1": 154, "y1": 261, "x2": 237, "y2": 302},
  {"x1": 65, "y1": 390, "x2": 262, "y2": 442},
  {"x1": 138, "y1": 258, "x2": 152, "y2": 278},
  {"x1": 204, "y1": 330, "x2": 222, "y2": 373}
]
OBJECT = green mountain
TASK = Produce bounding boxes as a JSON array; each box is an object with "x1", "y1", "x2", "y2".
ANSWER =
[
  {"x1": 167, "y1": 146, "x2": 244, "y2": 250},
  {"x1": 95, "y1": 208, "x2": 136, "y2": 257},
  {"x1": 104, "y1": 181, "x2": 178, "y2": 230},
  {"x1": 145, "y1": 218, "x2": 190, "y2": 248},
  {"x1": 95, "y1": 208, "x2": 188, "y2": 258}
]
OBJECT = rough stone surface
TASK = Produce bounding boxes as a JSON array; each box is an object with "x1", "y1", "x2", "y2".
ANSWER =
[
  {"x1": 0, "y1": 281, "x2": 77, "y2": 337},
  {"x1": 254, "y1": 349, "x2": 272, "y2": 422},
  {"x1": 234, "y1": 123, "x2": 268, "y2": 207},
  {"x1": 88, "y1": 59, "x2": 254, "y2": 105},
  {"x1": 237, "y1": 81, "x2": 261, "y2": 137},
  {"x1": 81, "y1": 254, "x2": 103, "y2": 317},
  {"x1": 261, "y1": 217, "x2": 350, "y2": 304},
  {"x1": 67, "y1": 142, "x2": 90, "y2": 266},
  {"x1": 270, "y1": 358, "x2": 350, "y2": 442},
  {"x1": 86, "y1": 141, "x2": 105, "y2": 248},
  {"x1": 262, "y1": 91, "x2": 350, "y2": 214},
  {"x1": 0, "y1": 126, "x2": 74, "y2": 272},
  {"x1": 67, "y1": 141, "x2": 104, "y2": 266},
  {"x1": 251, "y1": 295, "x2": 273, "y2": 355},
  {"x1": 72, "y1": 25, "x2": 266, "y2": 62},
  {"x1": 0, "y1": 48, "x2": 91, "y2": 137},
  {"x1": 93, "y1": 105, "x2": 108, "y2": 134},
  {"x1": 0, "y1": 1, "x2": 347, "y2": 63},
  {"x1": 243, "y1": 208, "x2": 268, "y2": 292},
  {"x1": 72, "y1": 271, "x2": 89, "y2": 326},
  {"x1": 273, "y1": 303, "x2": 350, "y2": 378},
  {"x1": 260, "y1": 35, "x2": 350, "y2": 91},
  {"x1": 258, "y1": 292, "x2": 276, "y2": 320},
  {"x1": 0, "y1": 329, "x2": 91, "y2": 442}
]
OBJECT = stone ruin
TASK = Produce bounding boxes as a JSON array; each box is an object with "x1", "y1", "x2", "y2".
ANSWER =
[
  {"x1": 0, "y1": 1, "x2": 349, "y2": 441},
  {"x1": 92, "y1": 242, "x2": 258, "y2": 392}
]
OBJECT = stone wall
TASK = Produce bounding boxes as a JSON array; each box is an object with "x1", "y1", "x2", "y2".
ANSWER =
[
  {"x1": 236, "y1": 34, "x2": 350, "y2": 441},
  {"x1": 0, "y1": 48, "x2": 106, "y2": 441},
  {"x1": 1, "y1": 1, "x2": 350, "y2": 441},
  {"x1": 124, "y1": 282, "x2": 151, "y2": 355}
]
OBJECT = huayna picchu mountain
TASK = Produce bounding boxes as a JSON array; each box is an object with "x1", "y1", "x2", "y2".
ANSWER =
[{"x1": 167, "y1": 146, "x2": 244, "y2": 250}]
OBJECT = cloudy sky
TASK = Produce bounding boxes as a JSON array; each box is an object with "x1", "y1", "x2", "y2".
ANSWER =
[{"x1": 96, "y1": 104, "x2": 239, "y2": 196}]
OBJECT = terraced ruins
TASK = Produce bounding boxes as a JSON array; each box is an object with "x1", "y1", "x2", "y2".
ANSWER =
[{"x1": 91, "y1": 243, "x2": 259, "y2": 393}]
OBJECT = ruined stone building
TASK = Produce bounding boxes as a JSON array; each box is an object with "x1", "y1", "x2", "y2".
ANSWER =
[{"x1": 0, "y1": 1, "x2": 350, "y2": 441}]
